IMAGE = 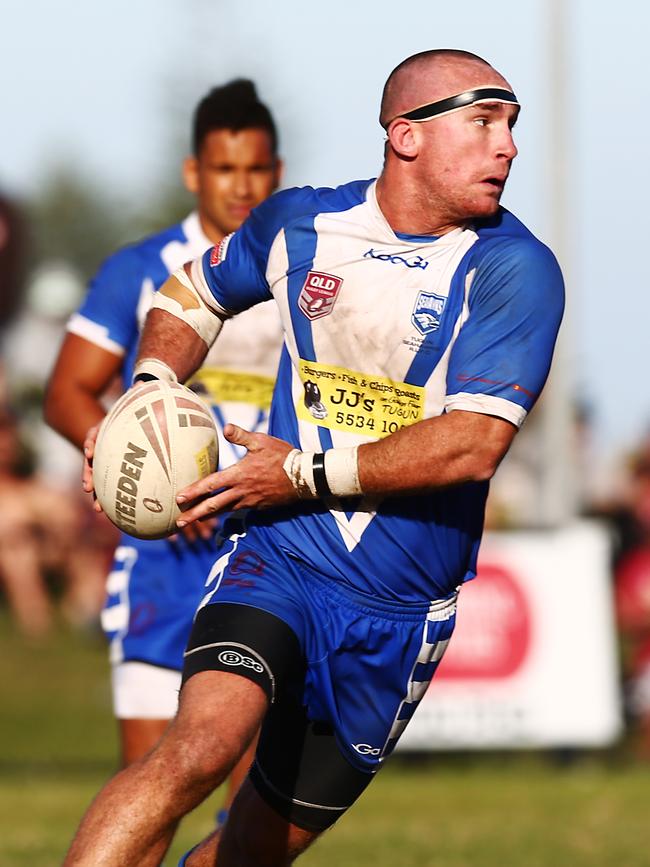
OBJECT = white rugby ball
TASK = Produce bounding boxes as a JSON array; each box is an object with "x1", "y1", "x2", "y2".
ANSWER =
[{"x1": 93, "y1": 380, "x2": 218, "y2": 539}]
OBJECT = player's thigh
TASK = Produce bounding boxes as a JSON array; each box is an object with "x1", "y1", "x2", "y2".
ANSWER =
[
  {"x1": 251, "y1": 689, "x2": 375, "y2": 834},
  {"x1": 160, "y1": 669, "x2": 268, "y2": 782}
]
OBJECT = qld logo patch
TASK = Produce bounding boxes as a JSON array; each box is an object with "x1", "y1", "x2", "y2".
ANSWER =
[
  {"x1": 298, "y1": 270, "x2": 343, "y2": 320},
  {"x1": 411, "y1": 291, "x2": 447, "y2": 335}
]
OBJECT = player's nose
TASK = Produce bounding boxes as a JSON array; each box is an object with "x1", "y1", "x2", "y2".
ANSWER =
[
  {"x1": 233, "y1": 170, "x2": 253, "y2": 198},
  {"x1": 497, "y1": 127, "x2": 518, "y2": 161}
]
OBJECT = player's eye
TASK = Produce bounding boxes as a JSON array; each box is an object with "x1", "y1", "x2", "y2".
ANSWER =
[{"x1": 473, "y1": 117, "x2": 488, "y2": 127}]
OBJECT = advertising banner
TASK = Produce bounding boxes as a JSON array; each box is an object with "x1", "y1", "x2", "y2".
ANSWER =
[{"x1": 399, "y1": 521, "x2": 622, "y2": 749}]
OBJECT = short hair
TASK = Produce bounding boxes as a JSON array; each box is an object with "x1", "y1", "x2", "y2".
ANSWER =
[
  {"x1": 192, "y1": 79, "x2": 278, "y2": 156},
  {"x1": 380, "y1": 49, "x2": 493, "y2": 127}
]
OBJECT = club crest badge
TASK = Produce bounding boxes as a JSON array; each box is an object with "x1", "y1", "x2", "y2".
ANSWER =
[
  {"x1": 411, "y1": 291, "x2": 447, "y2": 335},
  {"x1": 298, "y1": 270, "x2": 343, "y2": 320}
]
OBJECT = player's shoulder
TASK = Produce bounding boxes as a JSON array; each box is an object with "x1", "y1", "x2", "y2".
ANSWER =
[
  {"x1": 245, "y1": 179, "x2": 375, "y2": 246},
  {"x1": 468, "y1": 208, "x2": 564, "y2": 316},
  {"x1": 471, "y1": 207, "x2": 560, "y2": 275},
  {"x1": 96, "y1": 221, "x2": 186, "y2": 278}
]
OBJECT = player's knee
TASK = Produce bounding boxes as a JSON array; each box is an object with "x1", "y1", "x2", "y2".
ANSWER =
[
  {"x1": 171, "y1": 670, "x2": 267, "y2": 774},
  {"x1": 157, "y1": 721, "x2": 234, "y2": 792},
  {"x1": 160, "y1": 710, "x2": 257, "y2": 791}
]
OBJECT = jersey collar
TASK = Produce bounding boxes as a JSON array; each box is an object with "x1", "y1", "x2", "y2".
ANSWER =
[{"x1": 182, "y1": 211, "x2": 213, "y2": 257}]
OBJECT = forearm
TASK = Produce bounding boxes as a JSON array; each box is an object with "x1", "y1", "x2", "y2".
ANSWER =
[
  {"x1": 358, "y1": 410, "x2": 515, "y2": 495},
  {"x1": 284, "y1": 410, "x2": 517, "y2": 501},
  {"x1": 44, "y1": 385, "x2": 106, "y2": 451},
  {"x1": 44, "y1": 334, "x2": 122, "y2": 452},
  {"x1": 136, "y1": 308, "x2": 210, "y2": 383}
]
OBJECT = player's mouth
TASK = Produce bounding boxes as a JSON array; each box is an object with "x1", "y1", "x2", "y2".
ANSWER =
[
  {"x1": 481, "y1": 176, "x2": 506, "y2": 191},
  {"x1": 228, "y1": 204, "x2": 253, "y2": 219},
  {"x1": 480, "y1": 171, "x2": 509, "y2": 192}
]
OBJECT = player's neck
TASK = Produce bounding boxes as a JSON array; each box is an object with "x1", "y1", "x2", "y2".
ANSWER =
[
  {"x1": 197, "y1": 213, "x2": 226, "y2": 247},
  {"x1": 375, "y1": 172, "x2": 465, "y2": 238}
]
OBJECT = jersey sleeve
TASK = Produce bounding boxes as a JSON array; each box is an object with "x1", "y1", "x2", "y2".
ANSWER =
[
  {"x1": 67, "y1": 247, "x2": 144, "y2": 356},
  {"x1": 445, "y1": 237, "x2": 565, "y2": 427},
  {"x1": 198, "y1": 187, "x2": 318, "y2": 314}
]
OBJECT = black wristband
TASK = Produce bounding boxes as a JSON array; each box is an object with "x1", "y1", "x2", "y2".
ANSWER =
[
  {"x1": 311, "y1": 452, "x2": 332, "y2": 498},
  {"x1": 132, "y1": 373, "x2": 159, "y2": 384}
]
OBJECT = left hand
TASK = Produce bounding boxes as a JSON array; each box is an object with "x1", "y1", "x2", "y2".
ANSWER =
[{"x1": 175, "y1": 424, "x2": 298, "y2": 527}]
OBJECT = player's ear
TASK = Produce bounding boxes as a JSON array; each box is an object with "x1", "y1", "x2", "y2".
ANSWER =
[
  {"x1": 386, "y1": 118, "x2": 419, "y2": 159},
  {"x1": 183, "y1": 156, "x2": 200, "y2": 195}
]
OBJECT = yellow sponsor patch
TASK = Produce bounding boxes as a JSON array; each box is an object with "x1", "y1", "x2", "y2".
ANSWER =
[
  {"x1": 296, "y1": 359, "x2": 424, "y2": 438},
  {"x1": 188, "y1": 368, "x2": 275, "y2": 410}
]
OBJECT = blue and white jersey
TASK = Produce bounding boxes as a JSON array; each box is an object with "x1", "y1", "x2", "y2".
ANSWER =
[
  {"x1": 193, "y1": 180, "x2": 564, "y2": 605},
  {"x1": 67, "y1": 213, "x2": 283, "y2": 669}
]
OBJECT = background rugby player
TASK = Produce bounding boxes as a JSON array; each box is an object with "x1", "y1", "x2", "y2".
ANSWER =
[{"x1": 45, "y1": 78, "x2": 283, "y2": 858}]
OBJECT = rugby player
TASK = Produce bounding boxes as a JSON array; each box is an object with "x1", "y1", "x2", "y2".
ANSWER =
[
  {"x1": 45, "y1": 79, "x2": 283, "y2": 846},
  {"x1": 63, "y1": 50, "x2": 564, "y2": 866}
]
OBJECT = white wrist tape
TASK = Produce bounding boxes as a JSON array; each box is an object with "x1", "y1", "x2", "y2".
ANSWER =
[
  {"x1": 132, "y1": 358, "x2": 178, "y2": 383},
  {"x1": 282, "y1": 448, "x2": 317, "y2": 499},
  {"x1": 282, "y1": 447, "x2": 362, "y2": 499},
  {"x1": 324, "y1": 447, "x2": 362, "y2": 497},
  {"x1": 151, "y1": 267, "x2": 224, "y2": 347}
]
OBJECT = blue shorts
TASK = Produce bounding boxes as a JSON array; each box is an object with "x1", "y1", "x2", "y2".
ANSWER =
[
  {"x1": 101, "y1": 535, "x2": 218, "y2": 671},
  {"x1": 183, "y1": 525, "x2": 457, "y2": 830}
]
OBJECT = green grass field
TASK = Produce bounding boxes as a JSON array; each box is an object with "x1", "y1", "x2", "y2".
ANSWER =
[{"x1": 1, "y1": 613, "x2": 647, "y2": 867}]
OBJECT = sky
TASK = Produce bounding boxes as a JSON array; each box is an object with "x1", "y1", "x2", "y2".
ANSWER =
[{"x1": 1, "y1": 0, "x2": 646, "y2": 461}]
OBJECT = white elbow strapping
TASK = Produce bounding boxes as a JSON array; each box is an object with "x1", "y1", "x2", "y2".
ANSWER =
[{"x1": 151, "y1": 267, "x2": 223, "y2": 346}]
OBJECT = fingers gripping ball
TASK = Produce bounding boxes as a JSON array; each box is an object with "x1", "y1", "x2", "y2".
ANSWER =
[{"x1": 93, "y1": 380, "x2": 218, "y2": 539}]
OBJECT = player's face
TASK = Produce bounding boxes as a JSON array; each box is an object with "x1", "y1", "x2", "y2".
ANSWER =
[
  {"x1": 184, "y1": 128, "x2": 281, "y2": 241},
  {"x1": 416, "y1": 99, "x2": 519, "y2": 224}
]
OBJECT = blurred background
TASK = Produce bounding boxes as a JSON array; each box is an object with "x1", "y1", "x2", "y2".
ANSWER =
[{"x1": 1, "y1": 0, "x2": 649, "y2": 864}]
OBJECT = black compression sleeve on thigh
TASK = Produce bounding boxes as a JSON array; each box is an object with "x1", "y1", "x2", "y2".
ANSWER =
[
  {"x1": 182, "y1": 603, "x2": 304, "y2": 703},
  {"x1": 251, "y1": 696, "x2": 375, "y2": 832}
]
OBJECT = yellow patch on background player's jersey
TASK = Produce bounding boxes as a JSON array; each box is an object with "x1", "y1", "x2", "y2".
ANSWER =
[
  {"x1": 296, "y1": 359, "x2": 424, "y2": 439},
  {"x1": 189, "y1": 368, "x2": 275, "y2": 409}
]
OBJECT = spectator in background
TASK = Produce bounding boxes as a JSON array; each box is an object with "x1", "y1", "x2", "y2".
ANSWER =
[
  {"x1": 614, "y1": 440, "x2": 650, "y2": 758},
  {"x1": 0, "y1": 406, "x2": 51, "y2": 636},
  {"x1": 0, "y1": 191, "x2": 25, "y2": 343},
  {"x1": 0, "y1": 404, "x2": 109, "y2": 635},
  {"x1": 0, "y1": 190, "x2": 26, "y2": 403}
]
